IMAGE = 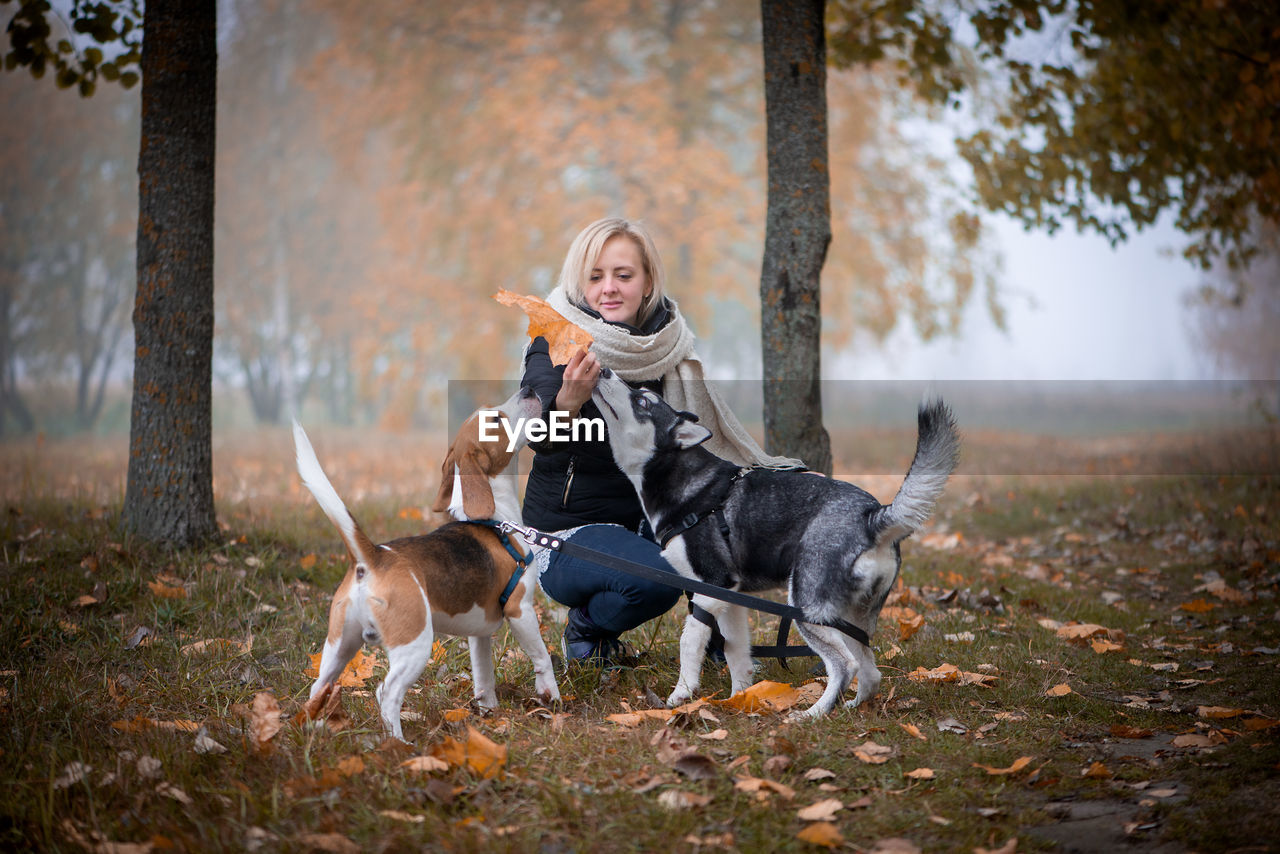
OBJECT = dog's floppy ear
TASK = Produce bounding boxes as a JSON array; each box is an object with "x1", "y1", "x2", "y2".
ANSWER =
[
  {"x1": 430, "y1": 443, "x2": 458, "y2": 512},
  {"x1": 672, "y1": 418, "x2": 712, "y2": 450},
  {"x1": 457, "y1": 449, "x2": 497, "y2": 519}
]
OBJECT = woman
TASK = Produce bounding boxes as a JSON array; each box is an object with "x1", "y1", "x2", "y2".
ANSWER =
[{"x1": 521, "y1": 216, "x2": 801, "y2": 663}]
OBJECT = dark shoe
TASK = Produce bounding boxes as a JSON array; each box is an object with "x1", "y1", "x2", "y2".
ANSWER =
[
  {"x1": 562, "y1": 607, "x2": 624, "y2": 664},
  {"x1": 705, "y1": 623, "x2": 727, "y2": 664}
]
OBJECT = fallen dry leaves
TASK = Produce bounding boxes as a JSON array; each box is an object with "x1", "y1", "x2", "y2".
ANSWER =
[
  {"x1": 973, "y1": 756, "x2": 1032, "y2": 776},
  {"x1": 429, "y1": 726, "x2": 507, "y2": 779},
  {"x1": 796, "y1": 821, "x2": 845, "y2": 848},
  {"x1": 304, "y1": 648, "x2": 378, "y2": 688},
  {"x1": 907, "y1": 663, "x2": 997, "y2": 687},
  {"x1": 250, "y1": 692, "x2": 283, "y2": 753}
]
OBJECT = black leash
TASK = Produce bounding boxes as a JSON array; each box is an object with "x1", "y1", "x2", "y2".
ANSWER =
[{"x1": 499, "y1": 522, "x2": 871, "y2": 662}]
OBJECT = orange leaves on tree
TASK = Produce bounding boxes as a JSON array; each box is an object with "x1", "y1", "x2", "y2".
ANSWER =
[{"x1": 494, "y1": 290, "x2": 594, "y2": 365}]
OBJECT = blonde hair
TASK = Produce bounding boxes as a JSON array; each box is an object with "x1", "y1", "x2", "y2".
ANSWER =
[{"x1": 557, "y1": 217, "x2": 667, "y2": 328}]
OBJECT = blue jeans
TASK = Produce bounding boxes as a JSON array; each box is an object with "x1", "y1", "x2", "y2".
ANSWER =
[{"x1": 539, "y1": 524, "x2": 683, "y2": 635}]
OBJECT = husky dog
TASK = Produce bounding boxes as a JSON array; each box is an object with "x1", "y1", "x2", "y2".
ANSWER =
[{"x1": 591, "y1": 369, "x2": 959, "y2": 718}]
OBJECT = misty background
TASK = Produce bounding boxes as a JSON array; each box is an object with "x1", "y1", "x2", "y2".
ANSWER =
[{"x1": 2, "y1": 0, "x2": 1275, "y2": 446}]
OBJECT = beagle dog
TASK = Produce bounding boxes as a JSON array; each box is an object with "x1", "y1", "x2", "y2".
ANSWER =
[{"x1": 296, "y1": 386, "x2": 559, "y2": 741}]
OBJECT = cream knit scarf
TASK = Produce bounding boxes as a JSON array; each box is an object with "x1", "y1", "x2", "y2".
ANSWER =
[{"x1": 546, "y1": 286, "x2": 804, "y2": 470}]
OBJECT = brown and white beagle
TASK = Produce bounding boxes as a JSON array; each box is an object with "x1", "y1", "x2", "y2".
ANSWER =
[{"x1": 295, "y1": 386, "x2": 559, "y2": 741}]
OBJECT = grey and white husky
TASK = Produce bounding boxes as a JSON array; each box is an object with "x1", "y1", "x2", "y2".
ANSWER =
[{"x1": 591, "y1": 369, "x2": 960, "y2": 718}]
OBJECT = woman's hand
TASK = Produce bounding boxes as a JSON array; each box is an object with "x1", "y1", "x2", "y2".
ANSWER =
[{"x1": 556, "y1": 348, "x2": 601, "y2": 415}]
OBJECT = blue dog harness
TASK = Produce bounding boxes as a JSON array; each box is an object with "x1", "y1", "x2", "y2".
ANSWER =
[{"x1": 471, "y1": 520, "x2": 528, "y2": 609}]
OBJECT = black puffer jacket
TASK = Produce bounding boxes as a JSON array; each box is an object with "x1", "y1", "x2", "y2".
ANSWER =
[{"x1": 519, "y1": 304, "x2": 669, "y2": 532}]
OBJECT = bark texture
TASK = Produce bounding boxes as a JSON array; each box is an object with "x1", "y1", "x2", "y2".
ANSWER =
[
  {"x1": 123, "y1": 0, "x2": 218, "y2": 546},
  {"x1": 759, "y1": 0, "x2": 832, "y2": 475}
]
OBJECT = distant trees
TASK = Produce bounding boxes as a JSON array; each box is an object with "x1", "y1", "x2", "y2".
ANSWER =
[
  {"x1": 6, "y1": 0, "x2": 993, "y2": 441},
  {"x1": 0, "y1": 56, "x2": 137, "y2": 434}
]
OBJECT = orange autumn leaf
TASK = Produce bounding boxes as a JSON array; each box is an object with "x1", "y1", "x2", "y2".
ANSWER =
[
  {"x1": 443, "y1": 708, "x2": 472, "y2": 723},
  {"x1": 1197, "y1": 706, "x2": 1245, "y2": 719},
  {"x1": 973, "y1": 756, "x2": 1032, "y2": 776},
  {"x1": 147, "y1": 580, "x2": 187, "y2": 599},
  {"x1": 400, "y1": 755, "x2": 449, "y2": 774},
  {"x1": 797, "y1": 798, "x2": 844, "y2": 821},
  {"x1": 334, "y1": 756, "x2": 365, "y2": 777},
  {"x1": 607, "y1": 709, "x2": 674, "y2": 727},
  {"x1": 249, "y1": 692, "x2": 283, "y2": 753},
  {"x1": 1179, "y1": 598, "x2": 1216, "y2": 613},
  {"x1": 299, "y1": 553, "x2": 318, "y2": 570},
  {"x1": 305, "y1": 649, "x2": 377, "y2": 687},
  {"x1": 397, "y1": 506, "x2": 423, "y2": 521},
  {"x1": 1082, "y1": 761, "x2": 1113, "y2": 779},
  {"x1": 906, "y1": 663, "x2": 998, "y2": 687},
  {"x1": 905, "y1": 767, "x2": 936, "y2": 780},
  {"x1": 715, "y1": 680, "x2": 804, "y2": 713},
  {"x1": 1045, "y1": 683, "x2": 1073, "y2": 697},
  {"x1": 110, "y1": 715, "x2": 200, "y2": 734},
  {"x1": 853, "y1": 740, "x2": 894, "y2": 765},
  {"x1": 494, "y1": 289, "x2": 594, "y2": 365},
  {"x1": 294, "y1": 681, "x2": 348, "y2": 732},
  {"x1": 796, "y1": 822, "x2": 845, "y2": 848},
  {"x1": 1054, "y1": 623, "x2": 1112, "y2": 642},
  {"x1": 900, "y1": 722, "x2": 927, "y2": 741},
  {"x1": 898, "y1": 612, "x2": 925, "y2": 642},
  {"x1": 429, "y1": 726, "x2": 507, "y2": 779}
]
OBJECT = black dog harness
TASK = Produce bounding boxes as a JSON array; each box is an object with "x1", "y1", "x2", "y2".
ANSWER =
[
  {"x1": 472, "y1": 520, "x2": 528, "y2": 609},
  {"x1": 654, "y1": 466, "x2": 752, "y2": 548}
]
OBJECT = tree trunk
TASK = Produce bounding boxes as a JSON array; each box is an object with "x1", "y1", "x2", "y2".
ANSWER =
[
  {"x1": 123, "y1": 0, "x2": 218, "y2": 547},
  {"x1": 759, "y1": 0, "x2": 832, "y2": 474},
  {"x1": 0, "y1": 282, "x2": 35, "y2": 436}
]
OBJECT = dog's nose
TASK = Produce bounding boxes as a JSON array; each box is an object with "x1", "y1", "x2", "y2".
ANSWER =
[
  {"x1": 519, "y1": 385, "x2": 537, "y2": 400},
  {"x1": 599, "y1": 367, "x2": 612, "y2": 379}
]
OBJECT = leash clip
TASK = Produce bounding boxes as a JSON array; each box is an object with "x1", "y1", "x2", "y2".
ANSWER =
[{"x1": 498, "y1": 521, "x2": 563, "y2": 551}]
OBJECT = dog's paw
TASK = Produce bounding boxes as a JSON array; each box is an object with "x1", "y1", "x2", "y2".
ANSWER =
[
  {"x1": 786, "y1": 705, "x2": 826, "y2": 724},
  {"x1": 666, "y1": 686, "x2": 694, "y2": 708}
]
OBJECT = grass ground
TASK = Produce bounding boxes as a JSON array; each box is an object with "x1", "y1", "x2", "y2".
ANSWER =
[{"x1": 0, "y1": 425, "x2": 1277, "y2": 852}]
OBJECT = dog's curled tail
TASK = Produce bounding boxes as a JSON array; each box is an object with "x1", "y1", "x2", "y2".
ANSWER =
[
  {"x1": 872, "y1": 399, "x2": 960, "y2": 543},
  {"x1": 292, "y1": 420, "x2": 378, "y2": 568}
]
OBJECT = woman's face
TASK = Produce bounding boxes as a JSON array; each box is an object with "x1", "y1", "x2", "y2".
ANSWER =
[{"x1": 585, "y1": 235, "x2": 651, "y2": 327}]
